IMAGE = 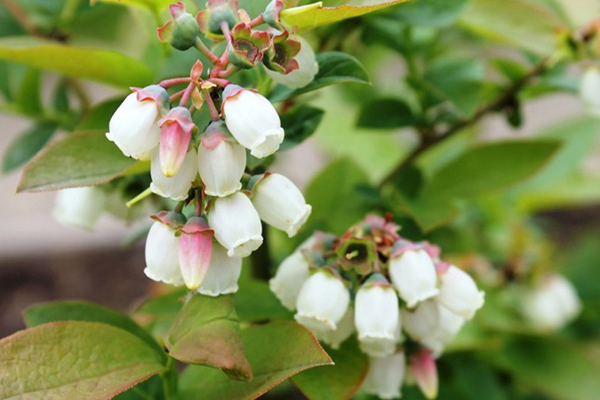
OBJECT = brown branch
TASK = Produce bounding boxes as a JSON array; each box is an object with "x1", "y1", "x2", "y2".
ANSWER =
[
  {"x1": 2, "y1": 0, "x2": 42, "y2": 37},
  {"x1": 379, "y1": 56, "x2": 551, "y2": 187}
]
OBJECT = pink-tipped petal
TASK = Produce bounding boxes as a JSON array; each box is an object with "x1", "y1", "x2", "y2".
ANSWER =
[
  {"x1": 411, "y1": 349, "x2": 438, "y2": 399},
  {"x1": 159, "y1": 107, "x2": 195, "y2": 177},
  {"x1": 179, "y1": 217, "x2": 214, "y2": 290}
]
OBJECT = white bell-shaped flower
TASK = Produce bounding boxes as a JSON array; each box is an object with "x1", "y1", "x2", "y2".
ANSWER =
[
  {"x1": 355, "y1": 277, "x2": 400, "y2": 358},
  {"x1": 222, "y1": 85, "x2": 284, "y2": 158},
  {"x1": 198, "y1": 129, "x2": 246, "y2": 197},
  {"x1": 522, "y1": 274, "x2": 581, "y2": 330},
  {"x1": 265, "y1": 35, "x2": 319, "y2": 89},
  {"x1": 53, "y1": 186, "x2": 107, "y2": 231},
  {"x1": 362, "y1": 352, "x2": 406, "y2": 400},
  {"x1": 580, "y1": 66, "x2": 600, "y2": 117},
  {"x1": 198, "y1": 243, "x2": 243, "y2": 296},
  {"x1": 150, "y1": 148, "x2": 198, "y2": 201},
  {"x1": 295, "y1": 270, "x2": 350, "y2": 337},
  {"x1": 251, "y1": 173, "x2": 312, "y2": 237},
  {"x1": 437, "y1": 265, "x2": 484, "y2": 319},
  {"x1": 207, "y1": 191, "x2": 263, "y2": 258},
  {"x1": 321, "y1": 305, "x2": 355, "y2": 350},
  {"x1": 106, "y1": 86, "x2": 167, "y2": 160},
  {"x1": 269, "y1": 236, "x2": 315, "y2": 310},
  {"x1": 389, "y1": 249, "x2": 439, "y2": 308},
  {"x1": 144, "y1": 220, "x2": 184, "y2": 286}
]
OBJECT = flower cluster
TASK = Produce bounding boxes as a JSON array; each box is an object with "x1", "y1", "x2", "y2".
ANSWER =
[
  {"x1": 100, "y1": 0, "x2": 316, "y2": 294},
  {"x1": 270, "y1": 214, "x2": 485, "y2": 399}
]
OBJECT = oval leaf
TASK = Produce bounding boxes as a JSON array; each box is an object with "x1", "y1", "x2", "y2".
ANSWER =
[
  {"x1": 178, "y1": 321, "x2": 333, "y2": 400},
  {"x1": 2, "y1": 122, "x2": 57, "y2": 174},
  {"x1": 17, "y1": 131, "x2": 137, "y2": 193},
  {"x1": 0, "y1": 322, "x2": 165, "y2": 400}
]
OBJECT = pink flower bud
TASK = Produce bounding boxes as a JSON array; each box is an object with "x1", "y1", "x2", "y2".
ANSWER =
[
  {"x1": 179, "y1": 217, "x2": 214, "y2": 290},
  {"x1": 158, "y1": 107, "x2": 195, "y2": 177},
  {"x1": 410, "y1": 349, "x2": 438, "y2": 399}
]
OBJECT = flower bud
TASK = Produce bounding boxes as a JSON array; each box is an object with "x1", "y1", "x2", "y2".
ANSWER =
[
  {"x1": 580, "y1": 66, "x2": 600, "y2": 117},
  {"x1": 198, "y1": 243, "x2": 242, "y2": 296},
  {"x1": 196, "y1": 0, "x2": 239, "y2": 39},
  {"x1": 222, "y1": 85, "x2": 284, "y2": 158},
  {"x1": 269, "y1": 236, "x2": 316, "y2": 310},
  {"x1": 437, "y1": 265, "x2": 484, "y2": 319},
  {"x1": 295, "y1": 270, "x2": 350, "y2": 337},
  {"x1": 389, "y1": 247, "x2": 439, "y2": 308},
  {"x1": 179, "y1": 217, "x2": 213, "y2": 290},
  {"x1": 198, "y1": 123, "x2": 246, "y2": 197},
  {"x1": 157, "y1": 2, "x2": 201, "y2": 51},
  {"x1": 251, "y1": 173, "x2": 312, "y2": 237},
  {"x1": 410, "y1": 349, "x2": 438, "y2": 400},
  {"x1": 106, "y1": 86, "x2": 168, "y2": 160},
  {"x1": 227, "y1": 23, "x2": 270, "y2": 69},
  {"x1": 150, "y1": 148, "x2": 198, "y2": 201},
  {"x1": 265, "y1": 35, "x2": 319, "y2": 89},
  {"x1": 144, "y1": 212, "x2": 186, "y2": 286},
  {"x1": 207, "y1": 191, "x2": 263, "y2": 258},
  {"x1": 321, "y1": 305, "x2": 355, "y2": 350},
  {"x1": 355, "y1": 275, "x2": 400, "y2": 358},
  {"x1": 362, "y1": 352, "x2": 406, "y2": 400},
  {"x1": 522, "y1": 274, "x2": 581, "y2": 330},
  {"x1": 53, "y1": 186, "x2": 107, "y2": 231},
  {"x1": 158, "y1": 107, "x2": 195, "y2": 177}
]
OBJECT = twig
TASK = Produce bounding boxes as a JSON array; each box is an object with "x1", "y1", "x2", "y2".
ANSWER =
[
  {"x1": 202, "y1": 89, "x2": 220, "y2": 121},
  {"x1": 2, "y1": 0, "x2": 42, "y2": 37},
  {"x1": 194, "y1": 37, "x2": 220, "y2": 64},
  {"x1": 179, "y1": 82, "x2": 195, "y2": 107}
]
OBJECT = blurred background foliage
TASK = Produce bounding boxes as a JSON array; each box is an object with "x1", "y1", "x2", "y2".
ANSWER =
[{"x1": 1, "y1": 0, "x2": 600, "y2": 399}]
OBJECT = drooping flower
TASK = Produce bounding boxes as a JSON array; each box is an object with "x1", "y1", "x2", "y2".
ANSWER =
[
  {"x1": 437, "y1": 264, "x2": 484, "y2": 319},
  {"x1": 179, "y1": 216, "x2": 214, "y2": 290},
  {"x1": 53, "y1": 186, "x2": 107, "y2": 231},
  {"x1": 150, "y1": 148, "x2": 198, "y2": 201},
  {"x1": 207, "y1": 191, "x2": 263, "y2": 257},
  {"x1": 389, "y1": 245, "x2": 439, "y2": 308},
  {"x1": 265, "y1": 35, "x2": 319, "y2": 89},
  {"x1": 106, "y1": 85, "x2": 168, "y2": 160},
  {"x1": 355, "y1": 274, "x2": 400, "y2": 358},
  {"x1": 158, "y1": 106, "x2": 195, "y2": 177},
  {"x1": 295, "y1": 270, "x2": 350, "y2": 337},
  {"x1": 222, "y1": 85, "x2": 284, "y2": 158},
  {"x1": 251, "y1": 173, "x2": 312, "y2": 237},
  {"x1": 362, "y1": 352, "x2": 406, "y2": 400},
  {"x1": 269, "y1": 236, "x2": 315, "y2": 310},
  {"x1": 410, "y1": 349, "x2": 439, "y2": 400},
  {"x1": 197, "y1": 122, "x2": 246, "y2": 197},
  {"x1": 144, "y1": 211, "x2": 186, "y2": 286},
  {"x1": 198, "y1": 243, "x2": 242, "y2": 296},
  {"x1": 321, "y1": 305, "x2": 355, "y2": 350}
]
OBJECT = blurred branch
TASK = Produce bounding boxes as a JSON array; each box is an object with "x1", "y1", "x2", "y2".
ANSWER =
[
  {"x1": 2, "y1": 0, "x2": 42, "y2": 37},
  {"x1": 380, "y1": 56, "x2": 552, "y2": 186}
]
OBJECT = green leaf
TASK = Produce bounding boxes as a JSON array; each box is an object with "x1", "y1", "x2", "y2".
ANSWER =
[
  {"x1": 0, "y1": 37, "x2": 154, "y2": 87},
  {"x1": 135, "y1": 289, "x2": 186, "y2": 341},
  {"x1": 93, "y1": 0, "x2": 173, "y2": 12},
  {"x1": 388, "y1": 0, "x2": 468, "y2": 27},
  {"x1": 2, "y1": 122, "x2": 57, "y2": 174},
  {"x1": 357, "y1": 98, "x2": 415, "y2": 129},
  {"x1": 52, "y1": 78, "x2": 70, "y2": 113},
  {"x1": 15, "y1": 67, "x2": 43, "y2": 115},
  {"x1": 304, "y1": 158, "x2": 371, "y2": 235},
  {"x1": 280, "y1": 105, "x2": 324, "y2": 151},
  {"x1": 17, "y1": 130, "x2": 136, "y2": 192},
  {"x1": 24, "y1": 300, "x2": 165, "y2": 361},
  {"x1": 0, "y1": 322, "x2": 165, "y2": 399},
  {"x1": 459, "y1": 0, "x2": 566, "y2": 55},
  {"x1": 178, "y1": 321, "x2": 333, "y2": 400},
  {"x1": 270, "y1": 52, "x2": 370, "y2": 102},
  {"x1": 482, "y1": 336, "x2": 600, "y2": 400},
  {"x1": 234, "y1": 279, "x2": 293, "y2": 322},
  {"x1": 165, "y1": 294, "x2": 252, "y2": 381},
  {"x1": 282, "y1": 1, "x2": 409, "y2": 31},
  {"x1": 490, "y1": 58, "x2": 529, "y2": 82},
  {"x1": 292, "y1": 338, "x2": 368, "y2": 400},
  {"x1": 114, "y1": 375, "x2": 165, "y2": 400},
  {"x1": 420, "y1": 140, "x2": 561, "y2": 200}
]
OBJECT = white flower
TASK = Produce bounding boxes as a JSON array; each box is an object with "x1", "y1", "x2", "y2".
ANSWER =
[
  {"x1": 53, "y1": 186, "x2": 107, "y2": 231},
  {"x1": 389, "y1": 249, "x2": 439, "y2": 308},
  {"x1": 580, "y1": 66, "x2": 600, "y2": 117},
  {"x1": 265, "y1": 35, "x2": 319, "y2": 89},
  {"x1": 198, "y1": 243, "x2": 242, "y2": 296},
  {"x1": 355, "y1": 282, "x2": 400, "y2": 358},
  {"x1": 437, "y1": 265, "x2": 484, "y2": 319},
  {"x1": 321, "y1": 305, "x2": 355, "y2": 350},
  {"x1": 150, "y1": 148, "x2": 198, "y2": 201},
  {"x1": 106, "y1": 91, "x2": 162, "y2": 160},
  {"x1": 251, "y1": 173, "x2": 312, "y2": 237},
  {"x1": 207, "y1": 191, "x2": 263, "y2": 258},
  {"x1": 295, "y1": 270, "x2": 350, "y2": 337},
  {"x1": 362, "y1": 352, "x2": 406, "y2": 400},
  {"x1": 144, "y1": 221, "x2": 184, "y2": 286},
  {"x1": 198, "y1": 134, "x2": 246, "y2": 197},
  {"x1": 522, "y1": 274, "x2": 581, "y2": 331},
  {"x1": 222, "y1": 85, "x2": 284, "y2": 158},
  {"x1": 269, "y1": 236, "x2": 315, "y2": 310}
]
